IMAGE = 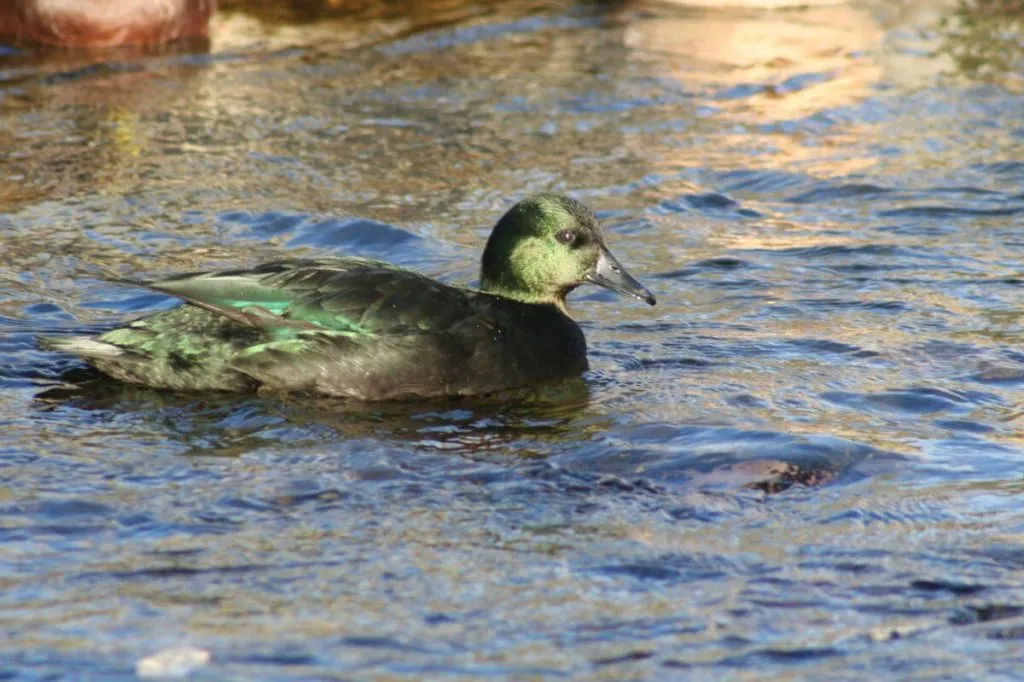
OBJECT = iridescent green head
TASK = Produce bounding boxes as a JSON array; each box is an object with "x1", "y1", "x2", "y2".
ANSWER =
[{"x1": 480, "y1": 194, "x2": 656, "y2": 309}]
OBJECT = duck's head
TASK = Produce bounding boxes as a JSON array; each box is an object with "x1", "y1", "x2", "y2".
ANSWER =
[{"x1": 480, "y1": 194, "x2": 656, "y2": 310}]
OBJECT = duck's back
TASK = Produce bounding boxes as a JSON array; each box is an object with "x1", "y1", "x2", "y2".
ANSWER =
[{"x1": 46, "y1": 259, "x2": 588, "y2": 399}]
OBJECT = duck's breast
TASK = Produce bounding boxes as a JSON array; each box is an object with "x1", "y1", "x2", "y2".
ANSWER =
[{"x1": 302, "y1": 300, "x2": 588, "y2": 400}]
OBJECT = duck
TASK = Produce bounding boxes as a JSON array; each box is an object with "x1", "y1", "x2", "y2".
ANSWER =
[
  {"x1": 0, "y1": 0, "x2": 214, "y2": 48},
  {"x1": 40, "y1": 194, "x2": 656, "y2": 401}
]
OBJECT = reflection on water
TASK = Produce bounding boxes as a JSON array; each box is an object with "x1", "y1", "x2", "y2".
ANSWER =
[
  {"x1": 939, "y1": 0, "x2": 1024, "y2": 91},
  {"x1": 34, "y1": 373, "x2": 598, "y2": 458},
  {"x1": 622, "y1": 3, "x2": 883, "y2": 121},
  {"x1": 2, "y1": 0, "x2": 1024, "y2": 679}
]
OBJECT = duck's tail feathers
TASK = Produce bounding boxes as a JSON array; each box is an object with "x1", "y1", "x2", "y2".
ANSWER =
[{"x1": 38, "y1": 335, "x2": 126, "y2": 360}]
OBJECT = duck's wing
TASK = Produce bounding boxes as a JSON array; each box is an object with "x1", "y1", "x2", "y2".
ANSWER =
[
  {"x1": 132, "y1": 257, "x2": 479, "y2": 337},
  {"x1": 126, "y1": 258, "x2": 509, "y2": 397}
]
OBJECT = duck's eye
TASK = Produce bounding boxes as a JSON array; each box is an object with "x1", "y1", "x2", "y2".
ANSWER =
[{"x1": 555, "y1": 229, "x2": 576, "y2": 246}]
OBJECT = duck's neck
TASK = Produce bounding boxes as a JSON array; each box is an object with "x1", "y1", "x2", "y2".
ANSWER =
[
  {"x1": 480, "y1": 274, "x2": 570, "y2": 315},
  {"x1": 479, "y1": 275, "x2": 555, "y2": 304}
]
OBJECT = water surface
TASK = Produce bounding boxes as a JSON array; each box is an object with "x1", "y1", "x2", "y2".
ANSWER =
[{"x1": 2, "y1": 1, "x2": 1023, "y2": 679}]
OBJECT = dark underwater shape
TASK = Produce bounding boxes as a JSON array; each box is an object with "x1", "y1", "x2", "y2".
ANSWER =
[{"x1": 40, "y1": 194, "x2": 656, "y2": 401}]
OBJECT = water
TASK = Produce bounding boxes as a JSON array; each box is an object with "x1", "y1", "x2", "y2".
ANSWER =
[{"x1": 1, "y1": 1, "x2": 1023, "y2": 679}]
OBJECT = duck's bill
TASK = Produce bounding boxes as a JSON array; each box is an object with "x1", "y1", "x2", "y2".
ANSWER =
[{"x1": 586, "y1": 250, "x2": 656, "y2": 306}]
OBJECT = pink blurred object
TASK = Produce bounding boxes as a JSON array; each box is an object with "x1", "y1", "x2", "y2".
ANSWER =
[{"x1": 0, "y1": 0, "x2": 215, "y2": 47}]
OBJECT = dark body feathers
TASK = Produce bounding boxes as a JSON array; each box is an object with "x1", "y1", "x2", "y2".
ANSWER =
[{"x1": 44, "y1": 259, "x2": 588, "y2": 400}]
